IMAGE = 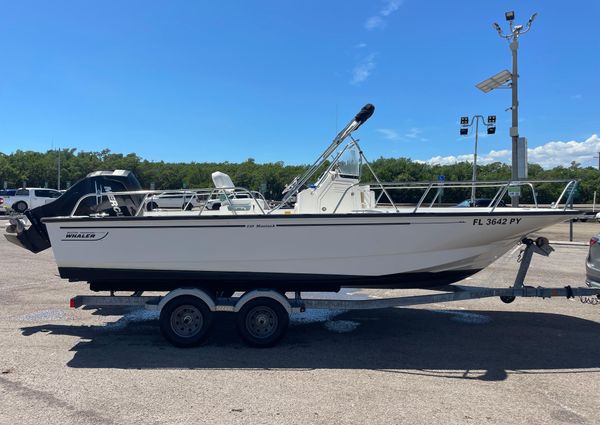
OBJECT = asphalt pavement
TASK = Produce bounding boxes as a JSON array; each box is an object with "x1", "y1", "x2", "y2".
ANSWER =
[{"x1": 1, "y1": 221, "x2": 599, "y2": 424}]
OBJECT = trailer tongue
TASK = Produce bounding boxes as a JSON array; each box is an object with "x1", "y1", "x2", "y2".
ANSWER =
[{"x1": 4, "y1": 170, "x2": 143, "y2": 253}]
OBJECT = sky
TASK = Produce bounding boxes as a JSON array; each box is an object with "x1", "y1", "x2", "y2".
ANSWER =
[{"x1": 0, "y1": 0, "x2": 599, "y2": 168}]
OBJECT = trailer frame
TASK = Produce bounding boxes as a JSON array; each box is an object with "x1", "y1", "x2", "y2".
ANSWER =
[{"x1": 69, "y1": 237, "x2": 600, "y2": 347}]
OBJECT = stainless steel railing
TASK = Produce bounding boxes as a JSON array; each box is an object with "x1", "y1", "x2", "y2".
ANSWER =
[
  {"x1": 332, "y1": 179, "x2": 578, "y2": 214},
  {"x1": 69, "y1": 179, "x2": 578, "y2": 218},
  {"x1": 69, "y1": 186, "x2": 269, "y2": 217}
]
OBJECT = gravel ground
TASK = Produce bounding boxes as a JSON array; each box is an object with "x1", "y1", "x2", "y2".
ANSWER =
[{"x1": 0, "y1": 221, "x2": 599, "y2": 424}]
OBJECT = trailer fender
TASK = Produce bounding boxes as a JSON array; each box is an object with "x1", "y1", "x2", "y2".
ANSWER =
[
  {"x1": 234, "y1": 290, "x2": 292, "y2": 314},
  {"x1": 157, "y1": 288, "x2": 217, "y2": 312}
]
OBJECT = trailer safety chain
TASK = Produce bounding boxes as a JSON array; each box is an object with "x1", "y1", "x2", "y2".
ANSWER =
[
  {"x1": 517, "y1": 238, "x2": 533, "y2": 263},
  {"x1": 517, "y1": 249, "x2": 524, "y2": 263},
  {"x1": 579, "y1": 295, "x2": 600, "y2": 305}
]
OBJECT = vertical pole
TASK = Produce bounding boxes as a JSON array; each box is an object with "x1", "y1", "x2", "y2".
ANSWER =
[
  {"x1": 594, "y1": 191, "x2": 597, "y2": 212},
  {"x1": 510, "y1": 39, "x2": 519, "y2": 207},
  {"x1": 57, "y1": 148, "x2": 61, "y2": 190},
  {"x1": 472, "y1": 117, "x2": 479, "y2": 204},
  {"x1": 569, "y1": 219, "x2": 573, "y2": 242}
]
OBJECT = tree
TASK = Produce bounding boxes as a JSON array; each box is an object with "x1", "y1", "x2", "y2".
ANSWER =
[{"x1": 0, "y1": 148, "x2": 597, "y2": 203}]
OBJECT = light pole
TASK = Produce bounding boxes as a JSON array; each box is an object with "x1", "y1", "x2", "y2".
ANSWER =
[
  {"x1": 57, "y1": 148, "x2": 61, "y2": 190},
  {"x1": 460, "y1": 115, "x2": 496, "y2": 204},
  {"x1": 477, "y1": 11, "x2": 537, "y2": 207}
]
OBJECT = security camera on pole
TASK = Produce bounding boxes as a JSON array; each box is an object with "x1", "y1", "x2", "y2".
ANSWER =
[{"x1": 476, "y1": 10, "x2": 537, "y2": 207}]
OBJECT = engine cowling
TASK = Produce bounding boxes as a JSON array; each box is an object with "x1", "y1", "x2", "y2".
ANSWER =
[{"x1": 5, "y1": 170, "x2": 143, "y2": 253}]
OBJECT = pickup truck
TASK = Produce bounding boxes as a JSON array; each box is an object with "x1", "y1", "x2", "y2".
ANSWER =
[{"x1": 3, "y1": 188, "x2": 62, "y2": 213}]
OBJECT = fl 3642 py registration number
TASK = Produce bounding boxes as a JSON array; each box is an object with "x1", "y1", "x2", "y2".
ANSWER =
[{"x1": 473, "y1": 217, "x2": 522, "y2": 226}]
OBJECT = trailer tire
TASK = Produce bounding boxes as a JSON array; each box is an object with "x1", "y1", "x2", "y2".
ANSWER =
[
  {"x1": 236, "y1": 297, "x2": 289, "y2": 347},
  {"x1": 500, "y1": 295, "x2": 516, "y2": 304},
  {"x1": 13, "y1": 201, "x2": 27, "y2": 213},
  {"x1": 159, "y1": 295, "x2": 213, "y2": 347},
  {"x1": 146, "y1": 202, "x2": 158, "y2": 211}
]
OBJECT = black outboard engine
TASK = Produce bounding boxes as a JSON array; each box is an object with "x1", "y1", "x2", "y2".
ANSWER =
[{"x1": 5, "y1": 170, "x2": 143, "y2": 253}]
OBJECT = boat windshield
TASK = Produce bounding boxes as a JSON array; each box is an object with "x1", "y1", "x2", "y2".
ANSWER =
[{"x1": 337, "y1": 145, "x2": 360, "y2": 178}]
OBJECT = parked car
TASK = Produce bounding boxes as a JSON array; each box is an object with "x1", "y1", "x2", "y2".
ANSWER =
[
  {"x1": 145, "y1": 191, "x2": 206, "y2": 211},
  {"x1": 208, "y1": 191, "x2": 269, "y2": 212},
  {"x1": 586, "y1": 234, "x2": 600, "y2": 288},
  {"x1": 0, "y1": 190, "x2": 16, "y2": 213},
  {"x1": 0, "y1": 189, "x2": 16, "y2": 197},
  {"x1": 4, "y1": 188, "x2": 62, "y2": 213},
  {"x1": 456, "y1": 198, "x2": 506, "y2": 207},
  {"x1": 571, "y1": 211, "x2": 597, "y2": 222}
]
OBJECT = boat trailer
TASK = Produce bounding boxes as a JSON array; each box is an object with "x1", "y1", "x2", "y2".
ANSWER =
[{"x1": 70, "y1": 237, "x2": 600, "y2": 347}]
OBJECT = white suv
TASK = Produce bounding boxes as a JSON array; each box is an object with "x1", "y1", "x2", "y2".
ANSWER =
[
  {"x1": 145, "y1": 191, "x2": 206, "y2": 211},
  {"x1": 5, "y1": 188, "x2": 62, "y2": 213}
]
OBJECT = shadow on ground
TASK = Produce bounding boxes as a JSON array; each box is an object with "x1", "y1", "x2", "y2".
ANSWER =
[{"x1": 20, "y1": 307, "x2": 600, "y2": 380}]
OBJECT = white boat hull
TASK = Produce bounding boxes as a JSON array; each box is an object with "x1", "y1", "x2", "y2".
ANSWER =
[{"x1": 44, "y1": 209, "x2": 575, "y2": 292}]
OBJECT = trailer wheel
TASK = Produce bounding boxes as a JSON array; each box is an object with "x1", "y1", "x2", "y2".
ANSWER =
[
  {"x1": 500, "y1": 295, "x2": 516, "y2": 304},
  {"x1": 237, "y1": 297, "x2": 289, "y2": 347},
  {"x1": 13, "y1": 201, "x2": 27, "y2": 213},
  {"x1": 146, "y1": 202, "x2": 158, "y2": 211},
  {"x1": 159, "y1": 295, "x2": 213, "y2": 347}
]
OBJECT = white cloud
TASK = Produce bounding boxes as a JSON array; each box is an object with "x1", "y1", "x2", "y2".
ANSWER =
[
  {"x1": 376, "y1": 128, "x2": 400, "y2": 140},
  {"x1": 365, "y1": 16, "x2": 384, "y2": 30},
  {"x1": 376, "y1": 126, "x2": 428, "y2": 142},
  {"x1": 351, "y1": 53, "x2": 376, "y2": 85},
  {"x1": 352, "y1": 1, "x2": 402, "y2": 85},
  {"x1": 405, "y1": 127, "x2": 422, "y2": 139},
  {"x1": 420, "y1": 134, "x2": 600, "y2": 169},
  {"x1": 381, "y1": 0, "x2": 402, "y2": 16},
  {"x1": 364, "y1": 0, "x2": 403, "y2": 30},
  {"x1": 420, "y1": 149, "x2": 509, "y2": 166},
  {"x1": 528, "y1": 135, "x2": 600, "y2": 168}
]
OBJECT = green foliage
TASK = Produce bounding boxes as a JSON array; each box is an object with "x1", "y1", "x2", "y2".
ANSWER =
[{"x1": 0, "y1": 149, "x2": 599, "y2": 202}]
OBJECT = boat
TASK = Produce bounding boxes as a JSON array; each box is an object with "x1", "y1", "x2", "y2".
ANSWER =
[{"x1": 5, "y1": 104, "x2": 580, "y2": 294}]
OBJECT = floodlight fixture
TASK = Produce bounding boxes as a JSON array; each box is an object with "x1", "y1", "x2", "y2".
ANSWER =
[
  {"x1": 505, "y1": 11, "x2": 515, "y2": 21},
  {"x1": 459, "y1": 114, "x2": 493, "y2": 203},
  {"x1": 527, "y1": 13, "x2": 538, "y2": 26},
  {"x1": 493, "y1": 22, "x2": 503, "y2": 35},
  {"x1": 475, "y1": 69, "x2": 512, "y2": 93}
]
